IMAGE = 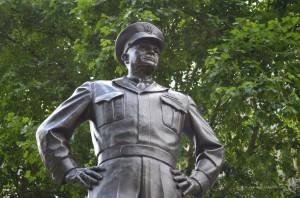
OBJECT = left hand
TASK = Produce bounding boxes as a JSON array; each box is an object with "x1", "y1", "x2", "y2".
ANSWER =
[{"x1": 171, "y1": 169, "x2": 201, "y2": 196}]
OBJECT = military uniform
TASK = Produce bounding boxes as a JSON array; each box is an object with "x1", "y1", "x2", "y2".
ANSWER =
[
  {"x1": 36, "y1": 22, "x2": 224, "y2": 198},
  {"x1": 36, "y1": 76, "x2": 224, "y2": 197}
]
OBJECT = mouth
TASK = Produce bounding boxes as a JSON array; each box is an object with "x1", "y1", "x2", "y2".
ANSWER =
[{"x1": 143, "y1": 57, "x2": 156, "y2": 62}]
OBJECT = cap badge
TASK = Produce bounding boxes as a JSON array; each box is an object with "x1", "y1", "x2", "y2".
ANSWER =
[{"x1": 143, "y1": 25, "x2": 154, "y2": 34}]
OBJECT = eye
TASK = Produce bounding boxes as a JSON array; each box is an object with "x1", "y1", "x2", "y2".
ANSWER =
[{"x1": 153, "y1": 47, "x2": 160, "y2": 54}]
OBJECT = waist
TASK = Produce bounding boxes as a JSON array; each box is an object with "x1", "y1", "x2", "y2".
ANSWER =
[{"x1": 97, "y1": 144, "x2": 177, "y2": 168}]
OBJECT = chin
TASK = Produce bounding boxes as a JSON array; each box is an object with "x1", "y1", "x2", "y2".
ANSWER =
[
  {"x1": 131, "y1": 59, "x2": 158, "y2": 75},
  {"x1": 137, "y1": 64, "x2": 157, "y2": 76}
]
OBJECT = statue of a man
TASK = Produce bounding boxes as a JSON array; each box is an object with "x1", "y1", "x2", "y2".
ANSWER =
[{"x1": 36, "y1": 22, "x2": 224, "y2": 198}]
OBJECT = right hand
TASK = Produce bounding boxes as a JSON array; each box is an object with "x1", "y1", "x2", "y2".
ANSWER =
[{"x1": 65, "y1": 166, "x2": 105, "y2": 190}]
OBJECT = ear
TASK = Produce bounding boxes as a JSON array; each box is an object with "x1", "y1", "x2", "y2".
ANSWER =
[{"x1": 121, "y1": 53, "x2": 129, "y2": 64}]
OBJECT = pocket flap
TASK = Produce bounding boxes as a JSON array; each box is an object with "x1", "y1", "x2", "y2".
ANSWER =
[
  {"x1": 94, "y1": 91, "x2": 124, "y2": 103},
  {"x1": 161, "y1": 94, "x2": 187, "y2": 113}
]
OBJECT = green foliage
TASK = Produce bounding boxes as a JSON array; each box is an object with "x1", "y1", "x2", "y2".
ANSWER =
[
  {"x1": 203, "y1": 13, "x2": 300, "y2": 197},
  {"x1": 0, "y1": 0, "x2": 299, "y2": 197}
]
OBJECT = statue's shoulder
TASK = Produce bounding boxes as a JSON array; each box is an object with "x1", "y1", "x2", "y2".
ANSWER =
[
  {"x1": 78, "y1": 80, "x2": 113, "y2": 88},
  {"x1": 90, "y1": 79, "x2": 122, "y2": 96},
  {"x1": 167, "y1": 89, "x2": 188, "y2": 100},
  {"x1": 92, "y1": 80, "x2": 113, "y2": 86},
  {"x1": 163, "y1": 88, "x2": 190, "y2": 111}
]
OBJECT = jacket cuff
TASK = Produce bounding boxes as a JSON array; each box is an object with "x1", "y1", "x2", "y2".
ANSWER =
[
  {"x1": 190, "y1": 170, "x2": 211, "y2": 197},
  {"x1": 52, "y1": 158, "x2": 78, "y2": 185}
]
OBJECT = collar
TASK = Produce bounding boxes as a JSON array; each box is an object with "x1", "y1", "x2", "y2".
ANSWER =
[
  {"x1": 112, "y1": 76, "x2": 169, "y2": 93},
  {"x1": 127, "y1": 76, "x2": 154, "y2": 84}
]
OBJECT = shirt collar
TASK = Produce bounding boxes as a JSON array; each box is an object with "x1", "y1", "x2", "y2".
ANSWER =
[{"x1": 113, "y1": 76, "x2": 169, "y2": 93}]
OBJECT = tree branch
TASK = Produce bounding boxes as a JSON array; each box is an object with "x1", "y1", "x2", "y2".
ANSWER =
[
  {"x1": 209, "y1": 97, "x2": 222, "y2": 129},
  {"x1": 246, "y1": 125, "x2": 259, "y2": 154},
  {"x1": 5, "y1": 34, "x2": 40, "y2": 60}
]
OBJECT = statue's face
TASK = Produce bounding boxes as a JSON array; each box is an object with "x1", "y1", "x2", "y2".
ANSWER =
[{"x1": 125, "y1": 42, "x2": 160, "y2": 76}]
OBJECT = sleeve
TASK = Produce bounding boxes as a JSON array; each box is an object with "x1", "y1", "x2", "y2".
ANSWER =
[
  {"x1": 183, "y1": 96, "x2": 225, "y2": 197},
  {"x1": 36, "y1": 82, "x2": 93, "y2": 185}
]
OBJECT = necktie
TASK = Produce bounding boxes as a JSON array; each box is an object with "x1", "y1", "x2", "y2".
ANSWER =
[
  {"x1": 137, "y1": 80, "x2": 153, "y2": 90},
  {"x1": 137, "y1": 81, "x2": 147, "y2": 90}
]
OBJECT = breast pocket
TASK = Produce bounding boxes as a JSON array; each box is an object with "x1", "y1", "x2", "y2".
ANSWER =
[
  {"x1": 160, "y1": 94, "x2": 187, "y2": 134},
  {"x1": 94, "y1": 91, "x2": 125, "y2": 127}
]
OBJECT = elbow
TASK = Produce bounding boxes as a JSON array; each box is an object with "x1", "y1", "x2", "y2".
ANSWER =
[
  {"x1": 36, "y1": 124, "x2": 45, "y2": 143},
  {"x1": 36, "y1": 123, "x2": 49, "y2": 152},
  {"x1": 218, "y1": 146, "x2": 225, "y2": 169}
]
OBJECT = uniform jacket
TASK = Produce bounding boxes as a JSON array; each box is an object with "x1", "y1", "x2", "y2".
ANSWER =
[{"x1": 36, "y1": 76, "x2": 224, "y2": 198}]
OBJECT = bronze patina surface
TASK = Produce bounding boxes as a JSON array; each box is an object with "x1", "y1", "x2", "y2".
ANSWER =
[{"x1": 36, "y1": 22, "x2": 224, "y2": 198}]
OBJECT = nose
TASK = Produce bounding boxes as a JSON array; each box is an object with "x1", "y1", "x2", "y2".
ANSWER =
[
  {"x1": 148, "y1": 49, "x2": 155, "y2": 55},
  {"x1": 148, "y1": 47, "x2": 159, "y2": 55}
]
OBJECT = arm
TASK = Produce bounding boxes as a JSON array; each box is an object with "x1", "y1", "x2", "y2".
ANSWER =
[
  {"x1": 36, "y1": 82, "x2": 93, "y2": 184},
  {"x1": 187, "y1": 96, "x2": 224, "y2": 196},
  {"x1": 174, "y1": 96, "x2": 224, "y2": 197}
]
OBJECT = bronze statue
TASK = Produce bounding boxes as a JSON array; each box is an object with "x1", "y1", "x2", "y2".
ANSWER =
[{"x1": 36, "y1": 22, "x2": 224, "y2": 198}]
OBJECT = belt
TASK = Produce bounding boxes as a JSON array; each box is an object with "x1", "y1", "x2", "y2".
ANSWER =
[{"x1": 97, "y1": 144, "x2": 177, "y2": 168}]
